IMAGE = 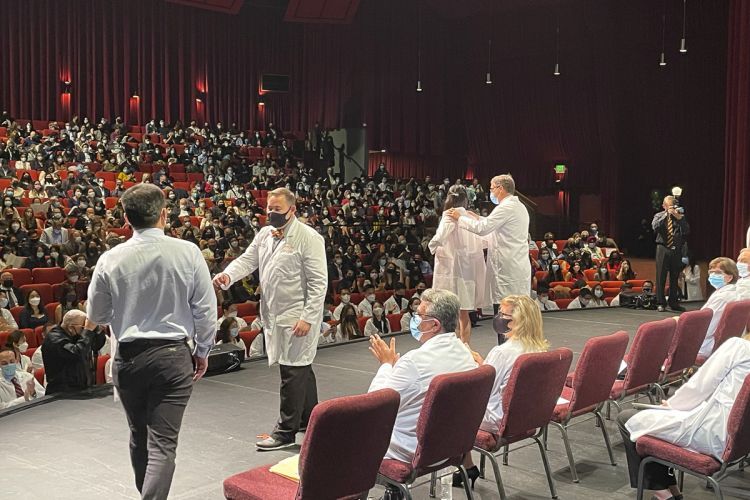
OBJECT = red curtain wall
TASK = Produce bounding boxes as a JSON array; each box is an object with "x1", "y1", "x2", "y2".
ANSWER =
[{"x1": 721, "y1": 0, "x2": 750, "y2": 256}]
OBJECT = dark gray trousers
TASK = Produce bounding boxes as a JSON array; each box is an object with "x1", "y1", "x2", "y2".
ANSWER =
[
  {"x1": 272, "y1": 364, "x2": 318, "y2": 442},
  {"x1": 617, "y1": 409, "x2": 677, "y2": 491}
]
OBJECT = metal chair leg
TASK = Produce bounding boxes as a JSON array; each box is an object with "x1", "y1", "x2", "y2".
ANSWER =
[
  {"x1": 457, "y1": 465, "x2": 475, "y2": 500},
  {"x1": 595, "y1": 410, "x2": 617, "y2": 466},
  {"x1": 549, "y1": 421, "x2": 579, "y2": 483},
  {"x1": 479, "y1": 452, "x2": 486, "y2": 479},
  {"x1": 502, "y1": 444, "x2": 509, "y2": 466},
  {"x1": 473, "y1": 446, "x2": 506, "y2": 500},
  {"x1": 678, "y1": 470, "x2": 684, "y2": 491},
  {"x1": 429, "y1": 472, "x2": 437, "y2": 498},
  {"x1": 543, "y1": 425, "x2": 549, "y2": 450},
  {"x1": 707, "y1": 476, "x2": 724, "y2": 500},
  {"x1": 533, "y1": 435, "x2": 559, "y2": 499},
  {"x1": 636, "y1": 458, "x2": 649, "y2": 500}
]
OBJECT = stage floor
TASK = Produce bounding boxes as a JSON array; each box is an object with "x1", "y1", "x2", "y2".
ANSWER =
[{"x1": 4, "y1": 305, "x2": 747, "y2": 499}]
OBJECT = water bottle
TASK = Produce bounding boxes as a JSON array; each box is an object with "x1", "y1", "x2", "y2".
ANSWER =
[{"x1": 437, "y1": 466, "x2": 454, "y2": 500}]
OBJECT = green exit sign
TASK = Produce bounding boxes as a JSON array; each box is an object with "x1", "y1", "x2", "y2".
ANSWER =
[{"x1": 555, "y1": 164, "x2": 567, "y2": 173}]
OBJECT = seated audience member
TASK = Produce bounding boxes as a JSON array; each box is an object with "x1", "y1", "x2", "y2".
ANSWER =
[
  {"x1": 610, "y1": 282, "x2": 633, "y2": 307},
  {"x1": 606, "y1": 250, "x2": 623, "y2": 273},
  {"x1": 401, "y1": 297, "x2": 420, "y2": 332},
  {"x1": 590, "y1": 284, "x2": 609, "y2": 308},
  {"x1": 567, "y1": 287, "x2": 594, "y2": 309},
  {"x1": 0, "y1": 291, "x2": 19, "y2": 330},
  {"x1": 539, "y1": 232, "x2": 559, "y2": 259},
  {"x1": 4, "y1": 330, "x2": 32, "y2": 373},
  {"x1": 0, "y1": 271, "x2": 25, "y2": 307},
  {"x1": 542, "y1": 259, "x2": 566, "y2": 285},
  {"x1": 216, "y1": 317, "x2": 247, "y2": 353},
  {"x1": 616, "y1": 258, "x2": 637, "y2": 281},
  {"x1": 411, "y1": 282, "x2": 427, "y2": 299},
  {"x1": 618, "y1": 335, "x2": 750, "y2": 500},
  {"x1": 41, "y1": 310, "x2": 106, "y2": 395},
  {"x1": 736, "y1": 248, "x2": 749, "y2": 300},
  {"x1": 358, "y1": 285, "x2": 376, "y2": 317},
  {"x1": 698, "y1": 257, "x2": 740, "y2": 358},
  {"x1": 583, "y1": 236, "x2": 604, "y2": 260},
  {"x1": 536, "y1": 248, "x2": 553, "y2": 271},
  {"x1": 0, "y1": 348, "x2": 45, "y2": 409},
  {"x1": 642, "y1": 280, "x2": 654, "y2": 294},
  {"x1": 367, "y1": 289, "x2": 475, "y2": 465},
  {"x1": 536, "y1": 285, "x2": 559, "y2": 311},
  {"x1": 384, "y1": 282, "x2": 409, "y2": 314},
  {"x1": 322, "y1": 304, "x2": 360, "y2": 344},
  {"x1": 364, "y1": 302, "x2": 391, "y2": 337},
  {"x1": 19, "y1": 290, "x2": 48, "y2": 329},
  {"x1": 456, "y1": 294, "x2": 550, "y2": 486},
  {"x1": 215, "y1": 301, "x2": 248, "y2": 330},
  {"x1": 332, "y1": 288, "x2": 353, "y2": 321},
  {"x1": 593, "y1": 264, "x2": 611, "y2": 282},
  {"x1": 565, "y1": 261, "x2": 585, "y2": 282},
  {"x1": 55, "y1": 286, "x2": 84, "y2": 324},
  {"x1": 681, "y1": 254, "x2": 703, "y2": 301}
]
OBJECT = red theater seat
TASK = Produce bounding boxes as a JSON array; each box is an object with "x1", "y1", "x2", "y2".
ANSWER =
[
  {"x1": 20, "y1": 284, "x2": 53, "y2": 305},
  {"x1": 32, "y1": 267, "x2": 66, "y2": 285}
]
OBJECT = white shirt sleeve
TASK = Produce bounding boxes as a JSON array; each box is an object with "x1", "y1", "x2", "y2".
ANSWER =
[
  {"x1": 368, "y1": 357, "x2": 420, "y2": 402},
  {"x1": 190, "y1": 247, "x2": 219, "y2": 358},
  {"x1": 364, "y1": 318, "x2": 378, "y2": 337}
]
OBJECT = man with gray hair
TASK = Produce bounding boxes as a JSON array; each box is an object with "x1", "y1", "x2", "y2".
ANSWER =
[
  {"x1": 652, "y1": 195, "x2": 689, "y2": 312},
  {"x1": 446, "y1": 174, "x2": 531, "y2": 308},
  {"x1": 368, "y1": 288, "x2": 476, "y2": 463},
  {"x1": 87, "y1": 183, "x2": 217, "y2": 499},
  {"x1": 737, "y1": 248, "x2": 750, "y2": 300}
]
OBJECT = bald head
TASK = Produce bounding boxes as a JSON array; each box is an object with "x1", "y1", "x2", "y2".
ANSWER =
[{"x1": 61, "y1": 309, "x2": 87, "y2": 332}]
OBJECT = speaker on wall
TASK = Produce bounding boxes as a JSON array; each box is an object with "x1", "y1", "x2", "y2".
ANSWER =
[{"x1": 261, "y1": 74, "x2": 289, "y2": 92}]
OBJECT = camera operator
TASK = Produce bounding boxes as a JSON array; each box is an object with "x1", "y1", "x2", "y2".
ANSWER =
[{"x1": 652, "y1": 196, "x2": 689, "y2": 312}]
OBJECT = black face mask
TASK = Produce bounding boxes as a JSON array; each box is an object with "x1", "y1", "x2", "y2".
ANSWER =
[
  {"x1": 493, "y1": 316, "x2": 511, "y2": 345},
  {"x1": 268, "y1": 208, "x2": 291, "y2": 228},
  {"x1": 2, "y1": 280, "x2": 12, "y2": 288}
]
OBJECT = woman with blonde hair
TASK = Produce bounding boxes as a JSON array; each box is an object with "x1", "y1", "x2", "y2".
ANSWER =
[{"x1": 455, "y1": 294, "x2": 550, "y2": 488}]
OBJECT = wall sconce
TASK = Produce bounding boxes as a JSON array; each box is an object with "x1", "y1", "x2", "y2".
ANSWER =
[
  {"x1": 257, "y1": 95, "x2": 265, "y2": 107},
  {"x1": 62, "y1": 80, "x2": 72, "y2": 95},
  {"x1": 195, "y1": 91, "x2": 206, "y2": 103}
]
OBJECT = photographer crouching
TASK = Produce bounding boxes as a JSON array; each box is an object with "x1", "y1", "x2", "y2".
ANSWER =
[{"x1": 652, "y1": 195, "x2": 689, "y2": 312}]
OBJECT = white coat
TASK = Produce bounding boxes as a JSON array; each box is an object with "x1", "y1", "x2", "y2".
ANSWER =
[
  {"x1": 223, "y1": 218, "x2": 328, "y2": 366},
  {"x1": 626, "y1": 337, "x2": 750, "y2": 460},
  {"x1": 457, "y1": 195, "x2": 531, "y2": 303},
  {"x1": 0, "y1": 369, "x2": 45, "y2": 409},
  {"x1": 368, "y1": 332, "x2": 477, "y2": 462},
  {"x1": 699, "y1": 284, "x2": 738, "y2": 357},
  {"x1": 736, "y1": 277, "x2": 750, "y2": 301},
  {"x1": 536, "y1": 297, "x2": 559, "y2": 311},
  {"x1": 429, "y1": 210, "x2": 492, "y2": 311}
]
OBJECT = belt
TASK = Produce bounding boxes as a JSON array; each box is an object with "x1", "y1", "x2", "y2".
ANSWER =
[{"x1": 121, "y1": 338, "x2": 186, "y2": 348}]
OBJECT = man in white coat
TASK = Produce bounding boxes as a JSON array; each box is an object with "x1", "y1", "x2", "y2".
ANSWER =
[
  {"x1": 367, "y1": 289, "x2": 476, "y2": 463},
  {"x1": 736, "y1": 248, "x2": 750, "y2": 300},
  {"x1": 446, "y1": 174, "x2": 530, "y2": 311},
  {"x1": 698, "y1": 257, "x2": 740, "y2": 358},
  {"x1": 0, "y1": 348, "x2": 44, "y2": 409},
  {"x1": 214, "y1": 188, "x2": 328, "y2": 451}
]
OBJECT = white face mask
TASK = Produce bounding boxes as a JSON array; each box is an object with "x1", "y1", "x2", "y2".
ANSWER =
[
  {"x1": 367, "y1": 294, "x2": 376, "y2": 303},
  {"x1": 373, "y1": 307, "x2": 384, "y2": 316},
  {"x1": 0, "y1": 298, "x2": 8, "y2": 308},
  {"x1": 29, "y1": 297, "x2": 41, "y2": 306},
  {"x1": 226, "y1": 311, "x2": 238, "y2": 318},
  {"x1": 18, "y1": 342, "x2": 28, "y2": 353},
  {"x1": 340, "y1": 295, "x2": 350, "y2": 304},
  {"x1": 77, "y1": 259, "x2": 87, "y2": 267}
]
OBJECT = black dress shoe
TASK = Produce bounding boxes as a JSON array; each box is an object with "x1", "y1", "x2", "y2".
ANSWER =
[
  {"x1": 452, "y1": 466, "x2": 480, "y2": 489},
  {"x1": 669, "y1": 305, "x2": 686, "y2": 312}
]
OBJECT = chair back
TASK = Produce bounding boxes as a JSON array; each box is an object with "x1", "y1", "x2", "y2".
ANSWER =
[
  {"x1": 499, "y1": 348, "x2": 573, "y2": 438},
  {"x1": 622, "y1": 319, "x2": 675, "y2": 391},
  {"x1": 712, "y1": 300, "x2": 750, "y2": 354},
  {"x1": 722, "y1": 374, "x2": 750, "y2": 464},
  {"x1": 569, "y1": 332, "x2": 629, "y2": 413},
  {"x1": 663, "y1": 309, "x2": 713, "y2": 376},
  {"x1": 412, "y1": 365, "x2": 496, "y2": 471},
  {"x1": 296, "y1": 389, "x2": 400, "y2": 500}
]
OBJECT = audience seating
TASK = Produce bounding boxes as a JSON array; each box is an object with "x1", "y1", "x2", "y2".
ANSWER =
[
  {"x1": 8, "y1": 268, "x2": 33, "y2": 287},
  {"x1": 9, "y1": 306, "x2": 23, "y2": 325},
  {"x1": 660, "y1": 309, "x2": 713, "y2": 389},
  {"x1": 695, "y1": 299, "x2": 750, "y2": 365},
  {"x1": 238, "y1": 330, "x2": 262, "y2": 358},
  {"x1": 96, "y1": 354, "x2": 110, "y2": 385},
  {"x1": 635, "y1": 374, "x2": 750, "y2": 500},
  {"x1": 376, "y1": 365, "x2": 496, "y2": 500},
  {"x1": 386, "y1": 313, "x2": 403, "y2": 333},
  {"x1": 473, "y1": 348, "x2": 573, "y2": 499},
  {"x1": 236, "y1": 302, "x2": 258, "y2": 317},
  {"x1": 19, "y1": 284, "x2": 53, "y2": 306},
  {"x1": 608, "y1": 319, "x2": 676, "y2": 414},
  {"x1": 223, "y1": 388, "x2": 400, "y2": 500},
  {"x1": 555, "y1": 298, "x2": 573, "y2": 310},
  {"x1": 357, "y1": 316, "x2": 369, "y2": 334},
  {"x1": 548, "y1": 332, "x2": 629, "y2": 482},
  {"x1": 31, "y1": 267, "x2": 66, "y2": 285},
  {"x1": 34, "y1": 367, "x2": 45, "y2": 385}
]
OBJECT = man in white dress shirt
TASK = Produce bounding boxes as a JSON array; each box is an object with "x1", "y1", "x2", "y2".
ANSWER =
[
  {"x1": 87, "y1": 184, "x2": 217, "y2": 500},
  {"x1": 0, "y1": 348, "x2": 44, "y2": 409},
  {"x1": 698, "y1": 257, "x2": 740, "y2": 358},
  {"x1": 446, "y1": 174, "x2": 530, "y2": 312},
  {"x1": 214, "y1": 188, "x2": 327, "y2": 451},
  {"x1": 368, "y1": 288, "x2": 476, "y2": 463},
  {"x1": 736, "y1": 248, "x2": 750, "y2": 300}
]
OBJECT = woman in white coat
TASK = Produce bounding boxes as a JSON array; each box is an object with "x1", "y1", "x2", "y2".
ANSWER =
[
  {"x1": 214, "y1": 188, "x2": 328, "y2": 451},
  {"x1": 617, "y1": 335, "x2": 750, "y2": 500},
  {"x1": 429, "y1": 185, "x2": 491, "y2": 343},
  {"x1": 446, "y1": 174, "x2": 531, "y2": 309}
]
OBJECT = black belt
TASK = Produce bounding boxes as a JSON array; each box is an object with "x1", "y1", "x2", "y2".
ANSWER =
[{"x1": 122, "y1": 338, "x2": 186, "y2": 348}]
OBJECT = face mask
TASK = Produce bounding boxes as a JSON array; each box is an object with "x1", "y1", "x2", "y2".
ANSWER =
[
  {"x1": 708, "y1": 273, "x2": 727, "y2": 290},
  {"x1": 1, "y1": 363, "x2": 16, "y2": 381},
  {"x1": 0, "y1": 298, "x2": 8, "y2": 308},
  {"x1": 268, "y1": 208, "x2": 291, "y2": 228},
  {"x1": 489, "y1": 192, "x2": 499, "y2": 205},
  {"x1": 541, "y1": 254, "x2": 549, "y2": 260},
  {"x1": 69, "y1": 275, "x2": 79, "y2": 283},
  {"x1": 29, "y1": 297, "x2": 41, "y2": 306},
  {"x1": 600, "y1": 268, "x2": 607, "y2": 274},
  {"x1": 4, "y1": 201, "x2": 11, "y2": 207},
  {"x1": 373, "y1": 307, "x2": 383, "y2": 316},
  {"x1": 594, "y1": 290, "x2": 604, "y2": 298},
  {"x1": 230, "y1": 328, "x2": 239, "y2": 338},
  {"x1": 737, "y1": 262, "x2": 749, "y2": 279},
  {"x1": 589, "y1": 243, "x2": 596, "y2": 249},
  {"x1": 36, "y1": 252, "x2": 44, "y2": 259},
  {"x1": 77, "y1": 259, "x2": 87, "y2": 267},
  {"x1": 50, "y1": 251, "x2": 59, "y2": 259},
  {"x1": 409, "y1": 315, "x2": 426, "y2": 341},
  {"x1": 643, "y1": 287, "x2": 652, "y2": 293},
  {"x1": 75, "y1": 237, "x2": 82, "y2": 243},
  {"x1": 10, "y1": 224, "x2": 19, "y2": 231},
  {"x1": 226, "y1": 310, "x2": 238, "y2": 318},
  {"x1": 2, "y1": 280, "x2": 12, "y2": 288},
  {"x1": 378, "y1": 259, "x2": 386, "y2": 266},
  {"x1": 340, "y1": 294, "x2": 350, "y2": 304},
  {"x1": 540, "y1": 295, "x2": 549, "y2": 303},
  {"x1": 335, "y1": 258, "x2": 342, "y2": 265},
  {"x1": 552, "y1": 264, "x2": 560, "y2": 272},
  {"x1": 367, "y1": 294, "x2": 376, "y2": 303},
  {"x1": 17, "y1": 342, "x2": 28, "y2": 353}
]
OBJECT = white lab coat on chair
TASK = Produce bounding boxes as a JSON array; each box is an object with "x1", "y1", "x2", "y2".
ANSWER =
[
  {"x1": 626, "y1": 337, "x2": 750, "y2": 460},
  {"x1": 223, "y1": 218, "x2": 328, "y2": 366},
  {"x1": 429, "y1": 209, "x2": 492, "y2": 311},
  {"x1": 457, "y1": 195, "x2": 531, "y2": 303}
]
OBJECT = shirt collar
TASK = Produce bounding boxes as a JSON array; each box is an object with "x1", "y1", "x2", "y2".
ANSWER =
[{"x1": 133, "y1": 227, "x2": 165, "y2": 240}]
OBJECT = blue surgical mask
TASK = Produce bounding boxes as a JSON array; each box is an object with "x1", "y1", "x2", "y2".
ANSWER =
[
  {"x1": 552, "y1": 264, "x2": 560, "y2": 272},
  {"x1": 708, "y1": 273, "x2": 727, "y2": 290},
  {"x1": 738, "y1": 262, "x2": 749, "y2": 279},
  {"x1": 409, "y1": 314, "x2": 431, "y2": 342},
  {"x1": 489, "y1": 192, "x2": 499, "y2": 205},
  {"x1": 1, "y1": 363, "x2": 16, "y2": 381},
  {"x1": 230, "y1": 328, "x2": 239, "y2": 338}
]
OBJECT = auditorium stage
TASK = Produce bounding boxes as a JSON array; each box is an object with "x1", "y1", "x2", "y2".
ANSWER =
[{"x1": 4, "y1": 306, "x2": 746, "y2": 499}]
